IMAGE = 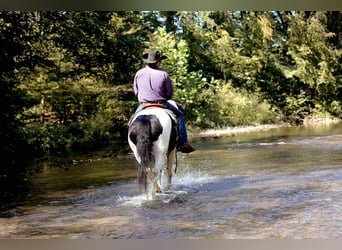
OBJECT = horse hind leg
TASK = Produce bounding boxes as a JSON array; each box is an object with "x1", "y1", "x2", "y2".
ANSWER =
[
  {"x1": 146, "y1": 153, "x2": 165, "y2": 199},
  {"x1": 156, "y1": 169, "x2": 162, "y2": 193},
  {"x1": 166, "y1": 149, "x2": 176, "y2": 190},
  {"x1": 146, "y1": 168, "x2": 160, "y2": 200}
]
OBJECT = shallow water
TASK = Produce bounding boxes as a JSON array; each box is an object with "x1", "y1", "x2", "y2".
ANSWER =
[{"x1": 0, "y1": 123, "x2": 341, "y2": 238}]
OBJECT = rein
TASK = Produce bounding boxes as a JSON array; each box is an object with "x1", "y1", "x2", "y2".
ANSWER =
[{"x1": 175, "y1": 152, "x2": 178, "y2": 173}]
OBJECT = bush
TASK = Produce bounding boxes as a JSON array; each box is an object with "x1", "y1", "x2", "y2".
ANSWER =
[
  {"x1": 215, "y1": 81, "x2": 281, "y2": 126},
  {"x1": 24, "y1": 84, "x2": 137, "y2": 155}
]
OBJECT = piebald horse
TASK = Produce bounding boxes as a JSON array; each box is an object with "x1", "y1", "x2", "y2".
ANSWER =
[{"x1": 128, "y1": 102, "x2": 177, "y2": 200}]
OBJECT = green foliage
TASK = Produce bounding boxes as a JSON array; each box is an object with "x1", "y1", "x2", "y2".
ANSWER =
[
  {"x1": 277, "y1": 12, "x2": 340, "y2": 119},
  {"x1": 145, "y1": 27, "x2": 220, "y2": 128},
  {"x1": 216, "y1": 82, "x2": 281, "y2": 126},
  {"x1": 20, "y1": 77, "x2": 100, "y2": 124},
  {"x1": 79, "y1": 84, "x2": 136, "y2": 149},
  {"x1": 179, "y1": 72, "x2": 220, "y2": 128},
  {"x1": 204, "y1": 11, "x2": 341, "y2": 121},
  {"x1": 0, "y1": 12, "x2": 45, "y2": 178},
  {"x1": 142, "y1": 26, "x2": 281, "y2": 128},
  {"x1": 12, "y1": 11, "x2": 147, "y2": 157},
  {"x1": 23, "y1": 83, "x2": 136, "y2": 154},
  {"x1": 25, "y1": 124, "x2": 69, "y2": 155}
]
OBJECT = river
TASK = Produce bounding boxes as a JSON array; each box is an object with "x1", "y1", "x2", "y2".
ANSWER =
[{"x1": 0, "y1": 122, "x2": 341, "y2": 238}]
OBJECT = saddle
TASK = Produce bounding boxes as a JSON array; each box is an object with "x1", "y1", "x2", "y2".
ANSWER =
[
  {"x1": 128, "y1": 103, "x2": 178, "y2": 126},
  {"x1": 143, "y1": 103, "x2": 178, "y2": 123}
]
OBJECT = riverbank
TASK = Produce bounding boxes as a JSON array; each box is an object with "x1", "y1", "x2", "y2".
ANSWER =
[
  {"x1": 22, "y1": 118, "x2": 341, "y2": 170},
  {"x1": 191, "y1": 118, "x2": 341, "y2": 138}
]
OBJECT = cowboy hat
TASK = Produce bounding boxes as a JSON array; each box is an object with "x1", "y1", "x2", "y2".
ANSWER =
[{"x1": 142, "y1": 50, "x2": 167, "y2": 63}]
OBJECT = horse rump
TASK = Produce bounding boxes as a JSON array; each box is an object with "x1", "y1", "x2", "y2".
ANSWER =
[{"x1": 128, "y1": 114, "x2": 163, "y2": 191}]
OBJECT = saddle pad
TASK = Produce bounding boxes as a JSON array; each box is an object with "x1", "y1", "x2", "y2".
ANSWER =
[{"x1": 128, "y1": 106, "x2": 178, "y2": 126}]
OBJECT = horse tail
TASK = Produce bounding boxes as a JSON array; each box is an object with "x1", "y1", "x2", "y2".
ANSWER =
[{"x1": 132, "y1": 116, "x2": 153, "y2": 191}]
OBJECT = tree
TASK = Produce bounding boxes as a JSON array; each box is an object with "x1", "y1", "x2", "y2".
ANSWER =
[
  {"x1": 204, "y1": 11, "x2": 341, "y2": 121},
  {"x1": 0, "y1": 12, "x2": 44, "y2": 178},
  {"x1": 275, "y1": 12, "x2": 341, "y2": 119},
  {"x1": 18, "y1": 11, "x2": 152, "y2": 154}
]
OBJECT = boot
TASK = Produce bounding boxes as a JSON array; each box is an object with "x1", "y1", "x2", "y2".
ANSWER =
[{"x1": 177, "y1": 143, "x2": 195, "y2": 153}]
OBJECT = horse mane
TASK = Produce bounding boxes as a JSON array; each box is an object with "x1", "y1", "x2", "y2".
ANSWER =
[{"x1": 129, "y1": 114, "x2": 163, "y2": 191}]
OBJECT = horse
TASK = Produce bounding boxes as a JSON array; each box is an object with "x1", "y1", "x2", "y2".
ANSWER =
[{"x1": 128, "y1": 102, "x2": 178, "y2": 200}]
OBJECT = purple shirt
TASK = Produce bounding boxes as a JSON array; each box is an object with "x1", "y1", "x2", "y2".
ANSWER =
[{"x1": 133, "y1": 66, "x2": 173, "y2": 103}]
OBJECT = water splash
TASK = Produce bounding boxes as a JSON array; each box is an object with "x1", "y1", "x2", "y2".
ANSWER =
[
  {"x1": 115, "y1": 165, "x2": 218, "y2": 207},
  {"x1": 116, "y1": 194, "x2": 147, "y2": 207}
]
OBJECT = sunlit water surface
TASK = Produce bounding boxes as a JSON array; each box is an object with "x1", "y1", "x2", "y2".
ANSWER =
[{"x1": 0, "y1": 123, "x2": 341, "y2": 238}]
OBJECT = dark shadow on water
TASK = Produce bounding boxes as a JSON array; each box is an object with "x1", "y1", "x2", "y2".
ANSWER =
[{"x1": 0, "y1": 177, "x2": 34, "y2": 217}]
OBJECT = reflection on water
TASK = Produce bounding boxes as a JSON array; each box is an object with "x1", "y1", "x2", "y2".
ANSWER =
[{"x1": 0, "y1": 123, "x2": 341, "y2": 238}]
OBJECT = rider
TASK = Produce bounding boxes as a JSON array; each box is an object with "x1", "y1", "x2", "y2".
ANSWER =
[{"x1": 133, "y1": 49, "x2": 195, "y2": 154}]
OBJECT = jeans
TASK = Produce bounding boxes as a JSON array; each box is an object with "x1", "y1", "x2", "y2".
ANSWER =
[{"x1": 136, "y1": 101, "x2": 188, "y2": 145}]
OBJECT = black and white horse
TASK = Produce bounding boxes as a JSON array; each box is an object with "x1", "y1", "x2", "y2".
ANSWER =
[{"x1": 128, "y1": 103, "x2": 177, "y2": 200}]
